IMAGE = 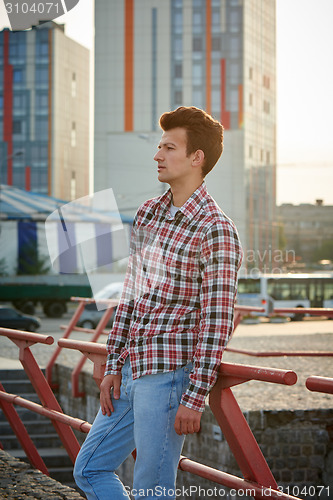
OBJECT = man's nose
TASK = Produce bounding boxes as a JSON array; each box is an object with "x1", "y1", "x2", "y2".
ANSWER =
[{"x1": 154, "y1": 149, "x2": 162, "y2": 162}]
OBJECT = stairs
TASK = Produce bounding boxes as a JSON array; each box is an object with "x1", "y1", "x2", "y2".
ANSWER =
[{"x1": 0, "y1": 368, "x2": 76, "y2": 488}]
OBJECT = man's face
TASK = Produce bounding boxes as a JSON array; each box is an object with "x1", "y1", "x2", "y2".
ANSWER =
[{"x1": 154, "y1": 127, "x2": 195, "y2": 186}]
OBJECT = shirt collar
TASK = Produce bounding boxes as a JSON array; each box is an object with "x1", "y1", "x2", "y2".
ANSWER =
[{"x1": 159, "y1": 182, "x2": 208, "y2": 221}]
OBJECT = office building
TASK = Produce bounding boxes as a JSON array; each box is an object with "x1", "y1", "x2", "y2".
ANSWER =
[
  {"x1": 278, "y1": 200, "x2": 333, "y2": 263},
  {"x1": 0, "y1": 21, "x2": 90, "y2": 200},
  {"x1": 94, "y1": 0, "x2": 276, "y2": 260}
]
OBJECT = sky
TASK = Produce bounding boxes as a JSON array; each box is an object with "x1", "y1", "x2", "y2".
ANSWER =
[{"x1": 1, "y1": 0, "x2": 333, "y2": 206}]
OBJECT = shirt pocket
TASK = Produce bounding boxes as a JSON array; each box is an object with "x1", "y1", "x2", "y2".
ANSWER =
[{"x1": 167, "y1": 244, "x2": 201, "y2": 283}]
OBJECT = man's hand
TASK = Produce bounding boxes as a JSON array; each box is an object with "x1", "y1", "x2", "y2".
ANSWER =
[
  {"x1": 174, "y1": 404, "x2": 202, "y2": 435},
  {"x1": 100, "y1": 373, "x2": 122, "y2": 417}
]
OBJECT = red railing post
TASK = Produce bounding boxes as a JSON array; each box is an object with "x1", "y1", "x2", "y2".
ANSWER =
[
  {"x1": 0, "y1": 383, "x2": 49, "y2": 476},
  {"x1": 57, "y1": 338, "x2": 302, "y2": 498},
  {"x1": 45, "y1": 300, "x2": 86, "y2": 388},
  {"x1": 0, "y1": 329, "x2": 81, "y2": 464},
  {"x1": 71, "y1": 302, "x2": 117, "y2": 397}
]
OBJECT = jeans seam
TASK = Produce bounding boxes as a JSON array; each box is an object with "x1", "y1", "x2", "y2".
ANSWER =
[
  {"x1": 82, "y1": 405, "x2": 132, "y2": 480},
  {"x1": 153, "y1": 370, "x2": 177, "y2": 492}
]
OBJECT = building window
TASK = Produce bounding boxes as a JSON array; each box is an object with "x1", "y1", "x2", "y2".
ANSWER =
[
  {"x1": 193, "y1": 37, "x2": 203, "y2": 52},
  {"x1": 263, "y1": 75, "x2": 270, "y2": 89},
  {"x1": 71, "y1": 171, "x2": 76, "y2": 200},
  {"x1": 193, "y1": 11, "x2": 203, "y2": 34},
  {"x1": 249, "y1": 145, "x2": 253, "y2": 158},
  {"x1": 266, "y1": 151, "x2": 270, "y2": 164},
  {"x1": 249, "y1": 67, "x2": 253, "y2": 80},
  {"x1": 36, "y1": 92, "x2": 48, "y2": 108},
  {"x1": 249, "y1": 93, "x2": 253, "y2": 106},
  {"x1": 13, "y1": 94, "x2": 26, "y2": 108},
  {"x1": 71, "y1": 122, "x2": 76, "y2": 147},
  {"x1": 174, "y1": 63, "x2": 182, "y2": 79},
  {"x1": 211, "y1": 61, "x2": 220, "y2": 84},
  {"x1": 212, "y1": 8, "x2": 220, "y2": 33},
  {"x1": 35, "y1": 118, "x2": 48, "y2": 140},
  {"x1": 13, "y1": 68, "x2": 24, "y2": 83},
  {"x1": 13, "y1": 120, "x2": 22, "y2": 134},
  {"x1": 192, "y1": 89, "x2": 203, "y2": 108},
  {"x1": 174, "y1": 90, "x2": 183, "y2": 105},
  {"x1": 192, "y1": 63, "x2": 203, "y2": 85},
  {"x1": 71, "y1": 72, "x2": 76, "y2": 97},
  {"x1": 173, "y1": 37, "x2": 183, "y2": 59},
  {"x1": 35, "y1": 66, "x2": 48, "y2": 86},
  {"x1": 36, "y1": 42, "x2": 48, "y2": 58},
  {"x1": 263, "y1": 100, "x2": 270, "y2": 113},
  {"x1": 212, "y1": 36, "x2": 221, "y2": 52}
]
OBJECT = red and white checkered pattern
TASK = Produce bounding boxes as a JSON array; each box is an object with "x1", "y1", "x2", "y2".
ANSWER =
[{"x1": 105, "y1": 182, "x2": 243, "y2": 411}]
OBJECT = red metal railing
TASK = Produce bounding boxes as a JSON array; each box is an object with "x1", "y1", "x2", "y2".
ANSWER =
[
  {"x1": 233, "y1": 305, "x2": 265, "y2": 330},
  {"x1": 58, "y1": 337, "x2": 300, "y2": 499},
  {"x1": 45, "y1": 297, "x2": 118, "y2": 393},
  {"x1": 274, "y1": 307, "x2": 333, "y2": 318},
  {"x1": 306, "y1": 376, "x2": 333, "y2": 394},
  {"x1": 226, "y1": 306, "x2": 333, "y2": 358},
  {"x1": 0, "y1": 328, "x2": 81, "y2": 474},
  {"x1": 46, "y1": 301, "x2": 264, "y2": 398}
]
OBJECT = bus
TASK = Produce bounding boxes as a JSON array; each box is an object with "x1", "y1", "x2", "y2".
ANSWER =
[{"x1": 236, "y1": 273, "x2": 333, "y2": 319}]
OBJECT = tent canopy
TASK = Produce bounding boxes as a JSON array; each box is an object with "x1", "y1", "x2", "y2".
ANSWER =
[{"x1": 0, "y1": 184, "x2": 134, "y2": 223}]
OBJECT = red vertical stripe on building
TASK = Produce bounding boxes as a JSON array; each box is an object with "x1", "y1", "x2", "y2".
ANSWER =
[
  {"x1": 25, "y1": 166, "x2": 31, "y2": 191},
  {"x1": 124, "y1": 0, "x2": 134, "y2": 131},
  {"x1": 205, "y1": 0, "x2": 212, "y2": 115},
  {"x1": 3, "y1": 31, "x2": 13, "y2": 185},
  {"x1": 220, "y1": 59, "x2": 230, "y2": 129}
]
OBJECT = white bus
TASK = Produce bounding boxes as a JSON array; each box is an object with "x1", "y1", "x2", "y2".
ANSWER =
[{"x1": 236, "y1": 273, "x2": 333, "y2": 319}]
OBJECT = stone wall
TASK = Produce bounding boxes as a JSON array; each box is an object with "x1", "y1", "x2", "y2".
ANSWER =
[
  {"x1": 55, "y1": 364, "x2": 333, "y2": 500},
  {"x1": 0, "y1": 449, "x2": 84, "y2": 499}
]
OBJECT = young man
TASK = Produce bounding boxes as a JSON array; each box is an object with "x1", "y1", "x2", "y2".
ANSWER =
[{"x1": 74, "y1": 107, "x2": 243, "y2": 499}]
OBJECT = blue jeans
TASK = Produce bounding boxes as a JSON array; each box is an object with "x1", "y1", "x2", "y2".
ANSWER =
[{"x1": 74, "y1": 358, "x2": 192, "y2": 499}]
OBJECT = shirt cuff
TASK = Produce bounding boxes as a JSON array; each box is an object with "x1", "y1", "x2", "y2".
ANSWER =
[
  {"x1": 180, "y1": 383, "x2": 208, "y2": 412},
  {"x1": 104, "y1": 351, "x2": 127, "y2": 377}
]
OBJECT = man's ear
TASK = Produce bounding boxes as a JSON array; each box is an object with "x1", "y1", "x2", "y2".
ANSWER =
[{"x1": 192, "y1": 149, "x2": 205, "y2": 167}]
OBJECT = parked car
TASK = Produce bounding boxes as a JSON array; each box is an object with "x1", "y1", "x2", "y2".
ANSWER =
[
  {"x1": 76, "y1": 282, "x2": 124, "y2": 329},
  {"x1": 0, "y1": 305, "x2": 41, "y2": 332}
]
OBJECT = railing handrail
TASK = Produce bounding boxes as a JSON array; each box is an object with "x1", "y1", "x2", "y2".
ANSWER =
[
  {"x1": 58, "y1": 338, "x2": 298, "y2": 387},
  {"x1": 70, "y1": 296, "x2": 119, "y2": 306},
  {"x1": 0, "y1": 390, "x2": 92, "y2": 433},
  {"x1": 274, "y1": 307, "x2": 333, "y2": 317},
  {"x1": 0, "y1": 329, "x2": 303, "y2": 499},
  {"x1": 58, "y1": 337, "x2": 107, "y2": 355},
  {"x1": 0, "y1": 328, "x2": 54, "y2": 345},
  {"x1": 306, "y1": 375, "x2": 333, "y2": 394},
  {"x1": 219, "y1": 361, "x2": 297, "y2": 385}
]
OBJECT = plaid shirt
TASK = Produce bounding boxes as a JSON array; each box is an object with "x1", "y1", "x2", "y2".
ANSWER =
[{"x1": 105, "y1": 182, "x2": 242, "y2": 411}]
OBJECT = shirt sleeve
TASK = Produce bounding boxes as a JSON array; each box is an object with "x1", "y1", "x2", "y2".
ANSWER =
[
  {"x1": 104, "y1": 215, "x2": 138, "y2": 376},
  {"x1": 180, "y1": 219, "x2": 243, "y2": 411}
]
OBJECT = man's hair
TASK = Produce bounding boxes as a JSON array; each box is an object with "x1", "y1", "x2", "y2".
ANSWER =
[{"x1": 159, "y1": 106, "x2": 223, "y2": 177}]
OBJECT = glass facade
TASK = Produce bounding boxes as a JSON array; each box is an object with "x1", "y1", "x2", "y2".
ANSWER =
[
  {"x1": 0, "y1": 26, "x2": 50, "y2": 193},
  {"x1": 169, "y1": 0, "x2": 276, "y2": 261}
]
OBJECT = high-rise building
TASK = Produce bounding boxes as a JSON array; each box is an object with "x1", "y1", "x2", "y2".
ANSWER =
[
  {"x1": 0, "y1": 21, "x2": 90, "y2": 200},
  {"x1": 94, "y1": 0, "x2": 276, "y2": 263}
]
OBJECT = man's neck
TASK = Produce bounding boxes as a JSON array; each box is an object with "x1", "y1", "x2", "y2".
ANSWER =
[{"x1": 170, "y1": 180, "x2": 203, "y2": 208}]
